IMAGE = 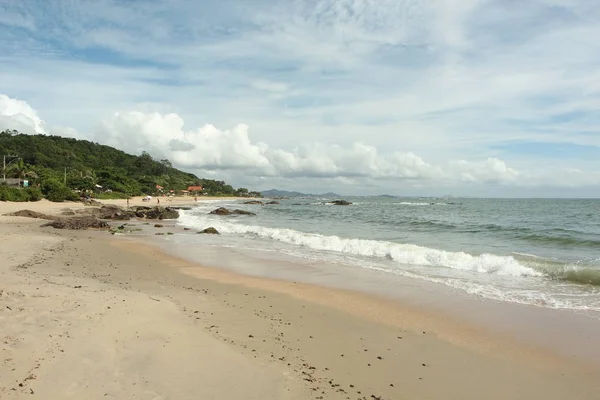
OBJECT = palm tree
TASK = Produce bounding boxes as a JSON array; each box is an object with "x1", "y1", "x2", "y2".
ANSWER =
[{"x1": 6, "y1": 160, "x2": 38, "y2": 185}]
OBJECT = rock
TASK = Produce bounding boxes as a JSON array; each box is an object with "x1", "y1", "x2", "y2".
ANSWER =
[
  {"x1": 210, "y1": 207, "x2": 232, "y2": 215},
  {"x1": 266, "y1": 201, "x2": 280, "y2": 205},
  {"x1": 183, "y1": 227, "x2": 191, "y2": 231},
  {"x1": 209, "y1": 207, "x2": 256, "y2": 216},
  {"x1": 97, "y1": 205, "x2": 133, "y2": 220},
  {"x1": 5, "y1": 210, "x2": 58, "y2": 220},
  {"x1": 232, "y1": 209, "x2": 256, "y2": 215},
  {"x1": 198, "y1": 227, "x2": 219, "y2": 234},
  {"x1": 41, "y1": 217, "x2": 109, "y2": 230},
  {"x1": 143, "y1": 206, "x2": 179, "y2": 220},
  {"x1": 244, "y1": 200, "x2": 264, "y2": 205},
  {"x1": 331, "y1": 200, "x2": 352, "y2": 206},
  {"x1": 154, "y1": 224, "x2": 164, "y2": 228},
  {"x1": 61, "y1": 210, "x2": 76, "y2": 216}
]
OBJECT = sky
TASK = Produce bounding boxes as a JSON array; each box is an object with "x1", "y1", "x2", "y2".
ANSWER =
[{"x1": 1, "y1": 0, "x2": 599, "y2": 197}]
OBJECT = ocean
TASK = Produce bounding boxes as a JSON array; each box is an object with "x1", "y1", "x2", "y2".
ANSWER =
[{"x1": 174, "y1": 197, "x2": 600, "y2": 313}]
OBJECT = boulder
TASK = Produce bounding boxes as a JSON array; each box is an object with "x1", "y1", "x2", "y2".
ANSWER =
[
  {"x1": 266, "y1": 201, "x2": 280, "y2": 205},
  {"x1": 232, "y1": 209, "x2": 256, "y2": 215},
  {"x1": 41, "y1": 217, "x2": 109, "y2": 230},
  {"x1": 210, "y1": 207, "x2": 256, "y2": 215},
  {"x1": 143, "y1": 206, "x2": 180, "y2": 220},
  {"x1": 154, "y1": 224, "x2": 164, "y2": 228},
  {"x1": 198, "y1": 227, "x2": 219, "y2": 234},
  {"x1": 210, "y1": 207, "x2": 232, "y2": 215},
  {"x1": 244, "y1": 200, "x2": 264, "y2": 205},
  {"x1": 97, "y1": 205, "x2": 133, "y2": 221},
  {"x1": 331, "y1": 200, "x2": 352, "y2": 206}
]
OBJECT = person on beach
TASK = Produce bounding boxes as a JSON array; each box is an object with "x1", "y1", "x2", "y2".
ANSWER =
[
  {"x1": 127, "y1": 198, "x2": 130, "y2": 209},
  {"x1": 157, "y1": 198, "x2": 160, "y2": 205}
]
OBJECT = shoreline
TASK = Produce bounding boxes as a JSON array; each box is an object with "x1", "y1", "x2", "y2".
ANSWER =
[
  {"x1": 131, "y1": 233, "x2": 600, "y2": 374},
  {"x1": 2, "y1": 201, "x2": 600, "y2": 398}
]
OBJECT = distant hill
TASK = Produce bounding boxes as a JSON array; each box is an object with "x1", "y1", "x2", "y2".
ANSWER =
[
  {"x1": 0, "y1": 130, "x2": 256, "y2": 198},
  {"x1": 261, "y1": 189, "x2": 341, "y2": 198}
]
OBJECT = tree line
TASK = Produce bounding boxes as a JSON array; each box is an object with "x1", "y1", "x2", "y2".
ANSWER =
[{"x1": 0, "y1": 130, "x2": 261, "y2": 201}]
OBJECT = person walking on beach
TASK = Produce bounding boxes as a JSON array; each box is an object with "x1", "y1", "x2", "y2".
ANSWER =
[
  {"x1": 127, "y1": 197, "x2": 130, "y2": 209},
  {"x1": 157, "y1": 198, "x2": 160, "y2": 205}
]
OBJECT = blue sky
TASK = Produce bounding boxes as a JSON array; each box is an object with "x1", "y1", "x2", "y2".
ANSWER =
[{"x1": 1, "y1": 0, "x2": 599, "y2": 196}]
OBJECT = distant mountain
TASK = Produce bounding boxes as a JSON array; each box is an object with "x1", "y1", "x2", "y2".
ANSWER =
[{"x1": 261, "y1": 189, "x2": 341, "y2": 198}]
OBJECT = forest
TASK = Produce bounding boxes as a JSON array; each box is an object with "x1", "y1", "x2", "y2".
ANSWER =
[{"x1": 0, "y1": 130, "x2": 259, "y2": 201}]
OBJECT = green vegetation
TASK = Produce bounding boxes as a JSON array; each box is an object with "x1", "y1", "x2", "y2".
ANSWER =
[
  {"x1": 0, "y1": 184, "x2": 43, "y2": 202},
  {"x1": 1, "y1": 130, "x2": 259, "y2": 201}
]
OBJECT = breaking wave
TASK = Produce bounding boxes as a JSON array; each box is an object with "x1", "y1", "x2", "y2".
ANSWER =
[{"x1": 179, "y1": 212, "x2": 541, "y2": 278}]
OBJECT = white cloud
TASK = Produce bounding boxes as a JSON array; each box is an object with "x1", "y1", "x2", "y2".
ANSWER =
[
  {"x1": 92, "y1": 106, "x2": 600, "y2": 189},
  {"x1": 0, "y1": 94, "x2": 47, "y2": 135}
]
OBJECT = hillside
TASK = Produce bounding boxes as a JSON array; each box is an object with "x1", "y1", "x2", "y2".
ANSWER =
[
  {"x1": 0, "y1": 130, "x2": 257, "y2": 200},
  {"x1": 261, "y1": 189, "x2": 340, "y2": 198}
]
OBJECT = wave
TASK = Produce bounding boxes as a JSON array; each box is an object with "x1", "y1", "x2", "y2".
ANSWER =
[{"x1": 178, "y1": 212, "x2": 541, "y2": 278}]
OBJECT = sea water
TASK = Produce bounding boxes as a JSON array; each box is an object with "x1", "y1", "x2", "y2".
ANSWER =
[{"x1": 174, "y1": 197, "x2": 600, "y2": 312}]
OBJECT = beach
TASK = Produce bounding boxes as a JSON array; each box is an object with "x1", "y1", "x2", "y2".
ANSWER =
[{"x1": 2, "y1": 199, "x2": 600, "y2": 399}]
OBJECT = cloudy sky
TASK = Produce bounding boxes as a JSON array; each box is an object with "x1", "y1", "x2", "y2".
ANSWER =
[{"x1": 1, "y1": 0, "x2": 599, "y2": 197}]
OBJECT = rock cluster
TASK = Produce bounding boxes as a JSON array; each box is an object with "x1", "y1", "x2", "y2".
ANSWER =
[
  {"x1": 331, "y1": 200, "x2": 352, "y2": 206},
  {"x1": 209, "y1": 207, "x2": 256, "y2": 216}
]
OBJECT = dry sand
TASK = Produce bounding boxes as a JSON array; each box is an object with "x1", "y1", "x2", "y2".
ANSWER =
[{"x1": 1, "y1": 199, "x2": 600, "y2": 399}]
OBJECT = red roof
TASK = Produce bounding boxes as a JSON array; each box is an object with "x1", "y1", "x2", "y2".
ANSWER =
[{"x1": 187, "y1": 186, "x2": 203, "y2": 191}]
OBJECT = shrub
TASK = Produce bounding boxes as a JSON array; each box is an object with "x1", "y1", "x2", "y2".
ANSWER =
[
  {"x1": 25, "y1": 187, "x2": 43, "y2": 201},
  {"x1": 42, "y1": 179, "x2": 79, "y2": 202},
  {"x1": 0, "y1": 184, "x2": 43, "y2": 202}
]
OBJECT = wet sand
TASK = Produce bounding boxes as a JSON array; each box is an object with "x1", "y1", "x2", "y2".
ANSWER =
[{"x1": 2, "y1": 200, "x2": 600, "y2": 399}]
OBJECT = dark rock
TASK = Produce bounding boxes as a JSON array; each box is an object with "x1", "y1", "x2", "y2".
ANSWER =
[
  {"x1": 154, "y1": 224, "x2": 164, "y2": 228},
  {"x1": 266, "y1": 201, "x2": 280, "y2": 205},
  {"x1": 198, "y1": 227, "x2": 219, "y2": 234},
  {"x1": 97, "y1": 205, "x2": 133, "y2": 220},
  {"x1": 210, "y1": 207, "x2": 232, "y2": 215},
  {"x1": 6, "y1": 210, "x2": 58, "y2": 220},
  {"x1": 183, "y1": 227, "x2": 191, "y2": 231},
  {"x1": 331, "y1": 200, "x2": 352, "y2": 206},
  {"x1": 244, "y1": 200, "x2": 264, "y2": 205},
  {"x1": 41, "y1": 217, "x2": 109, "y2": 230},
  {"x1": 143, "y1": 206, "x2": 179, "y2": 220},
  {"x1": 209, "y1": 207, "x2": 256, "y2": 216},
  {"x1": 232, "y1": 209, "x2": 256, "y2": 215}
]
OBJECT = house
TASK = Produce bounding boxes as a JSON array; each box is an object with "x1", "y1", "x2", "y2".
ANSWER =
[
  {"x1": 2, "y1": 178, "x2": 21, "y2": 187},
  {"x1": 187, "y1": 185, "x2": 203, "y2": 193}
]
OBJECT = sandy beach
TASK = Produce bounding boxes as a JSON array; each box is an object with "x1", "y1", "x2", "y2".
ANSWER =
[{"x1": 2, "y1": 199, "x2": 600, "y2": 399}]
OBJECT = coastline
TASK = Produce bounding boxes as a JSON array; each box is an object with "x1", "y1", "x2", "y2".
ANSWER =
[{"x1": 2, "y1": 200, "x2": 600, "y2": 399}]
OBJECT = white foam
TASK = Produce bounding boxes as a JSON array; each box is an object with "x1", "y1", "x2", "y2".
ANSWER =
[{"x1": 179, "y1": 211, "x2": 541, "y2": 277}]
